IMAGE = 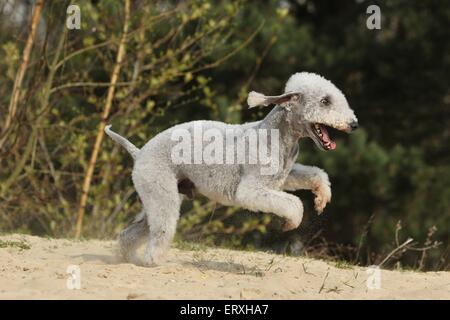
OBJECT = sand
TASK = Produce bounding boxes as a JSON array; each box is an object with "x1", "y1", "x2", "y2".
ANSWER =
[{"x1": 0, "y1": 234, "x2": 448, "y2": 300}]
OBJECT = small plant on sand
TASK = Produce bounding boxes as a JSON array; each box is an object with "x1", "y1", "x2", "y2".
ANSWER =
[
  {"x1": 334, "y1": 260, "x2": 353, "y2": 270},
  {"x1": 173, "y1": 239, "x2": 209, "y2": 252},
  {"x1": 0, "y1": 239, "x2": 31, "y2": 250}
]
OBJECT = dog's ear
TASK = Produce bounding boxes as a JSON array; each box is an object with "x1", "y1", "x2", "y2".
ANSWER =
[{"x1": 247, "y1": 91, "x2": 301, "y2": 109}]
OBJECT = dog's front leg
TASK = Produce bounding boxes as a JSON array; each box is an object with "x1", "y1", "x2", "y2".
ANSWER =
[
  {"x1": 234, "y1": 179, "x2": 304, "y2": 231},
  {"x1": 282, "y1": 163, "x2": 331, "y2": 214}
]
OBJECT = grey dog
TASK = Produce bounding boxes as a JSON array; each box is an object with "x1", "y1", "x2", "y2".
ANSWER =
[{"x1": 105, "y1": 72, "x2": 358, "y2": 266}]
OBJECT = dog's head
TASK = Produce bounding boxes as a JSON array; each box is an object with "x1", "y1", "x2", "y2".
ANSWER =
[{"x1": 247, "y1": 72, "x2": 358, "y2": 151}]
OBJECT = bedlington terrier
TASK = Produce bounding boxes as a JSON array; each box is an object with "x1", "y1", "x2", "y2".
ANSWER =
[{"x1": 105, "y1": 72, "x2": 358, "y2": 266}]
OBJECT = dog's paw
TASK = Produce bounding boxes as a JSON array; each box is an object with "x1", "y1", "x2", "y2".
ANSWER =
[
  {"x1": 313, "y1": 183, "x2": 331, "y2": 214},
  {"x1": 136, "y1": 260, "x2": 157, "y2": 268},
  {"x1": 120, "y1": 252, "x2": 143, "y2": 266},
  {"x1": 282, "y1": 214, "x2": 302, "y2": 232},
  {"x1": 282, "y1": 220, "x2": 298, "y2": 232}
]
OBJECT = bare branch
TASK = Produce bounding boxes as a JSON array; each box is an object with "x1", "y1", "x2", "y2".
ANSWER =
[{"x1": 75, "y1": 0, "x2": 132, "y2": 238}]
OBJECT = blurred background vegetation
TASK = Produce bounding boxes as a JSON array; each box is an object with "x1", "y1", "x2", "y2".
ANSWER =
[{"x1": 0, "y1": 0, "x2": 448, "y2": 271}]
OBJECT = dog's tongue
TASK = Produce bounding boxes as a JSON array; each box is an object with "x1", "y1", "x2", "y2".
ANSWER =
[{"x1": 319, "y1": 124, "x2": 336, "y2": 150}]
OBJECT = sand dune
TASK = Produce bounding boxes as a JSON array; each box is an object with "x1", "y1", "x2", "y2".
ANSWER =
[{"x1": 0, "y1": 234, "x2": 448, "y2": 300}]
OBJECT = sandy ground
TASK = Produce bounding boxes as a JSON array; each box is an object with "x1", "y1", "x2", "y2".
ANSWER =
[{"x1": 0, "y1": 234, "x2": 449, "y2": 300}]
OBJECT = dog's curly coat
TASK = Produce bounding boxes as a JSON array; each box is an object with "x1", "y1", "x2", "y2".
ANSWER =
[{"x1": 105, "y1": 72, "x2": 358, "y2": 266}]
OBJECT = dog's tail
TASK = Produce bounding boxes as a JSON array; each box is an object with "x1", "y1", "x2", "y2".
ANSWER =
[{"x1": 104, "y1": 125, "x2": 139, "y2": 160}]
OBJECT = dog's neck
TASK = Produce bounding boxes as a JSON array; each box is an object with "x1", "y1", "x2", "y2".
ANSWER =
[{"x1": 258, "y1": 105, "x2": 309, "y2": 144}]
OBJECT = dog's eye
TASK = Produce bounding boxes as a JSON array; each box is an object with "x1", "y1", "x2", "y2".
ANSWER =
[{"x1": 320, "y1": 97, "x2": 330, "y2": 106}]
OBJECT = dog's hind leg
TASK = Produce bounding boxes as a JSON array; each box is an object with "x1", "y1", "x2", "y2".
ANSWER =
[
  {"x1": 118, "y1": 210, "x2": 149, "y2": 264},
  {"x1": 133, "y1": 165, "x2": 181, "y2": 266},
  {"x1": 234, "y1": 178, "x2": 304, "y2": 231}
]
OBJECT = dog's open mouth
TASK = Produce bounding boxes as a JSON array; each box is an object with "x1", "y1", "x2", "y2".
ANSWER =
[{"x1": 311, "y1": 123, "x2": 337, "y2": 151}]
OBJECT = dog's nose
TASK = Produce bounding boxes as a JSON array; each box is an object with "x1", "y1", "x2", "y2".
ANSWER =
[{"x1": 349, "y1": 121, "x2": 359, "y2": 131}]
